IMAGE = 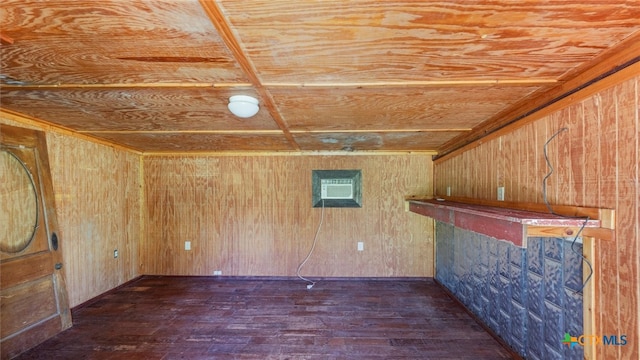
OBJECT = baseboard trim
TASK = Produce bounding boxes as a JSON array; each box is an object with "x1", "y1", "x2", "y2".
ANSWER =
[{"x1": 138, "y1": 274, "x2": 433, "y2": 282}]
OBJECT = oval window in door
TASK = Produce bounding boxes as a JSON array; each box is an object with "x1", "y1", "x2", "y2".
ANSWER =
[{"x1": 0, "y1": 150, "x2": 38, "y2": 253}]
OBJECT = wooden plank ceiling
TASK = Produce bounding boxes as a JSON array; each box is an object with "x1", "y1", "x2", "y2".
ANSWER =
[{"x1": 1, "y1": 0, "x2": 639, "y2": 154}]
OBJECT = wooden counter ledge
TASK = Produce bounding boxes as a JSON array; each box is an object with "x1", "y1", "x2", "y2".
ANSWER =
[{"x1": 408, "y1": 198, "x2": 611, "y2": 247}]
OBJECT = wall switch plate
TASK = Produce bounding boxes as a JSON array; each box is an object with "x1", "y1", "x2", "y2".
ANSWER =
[
  {"x1": 185, "y1": 241, "x2": 191, "y2": 251},
  {"x1": 497, "y1": 186, "x2": 505, "y2": 201},
  {"x1": 213, "y1": 270, "x2": 222, "y2": 275},
  {"x1": 357, "y1": 242, "x2": 364, "y2": 251},
  {"x1": 446, "y1": 186, "x2": 451, "y2": 196},
  {"x1": 113, "y1": 249, "x2": 118, "y2": 258}
]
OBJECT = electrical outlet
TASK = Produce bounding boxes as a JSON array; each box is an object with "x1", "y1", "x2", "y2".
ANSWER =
[
  {"x1": 213, "y1": 270, "x2": 222, "y2": 276},
  {"x1": 185, "y1": 241, "x2": 191, "y2": 251},
  {"x1": 446, "y1": 186, "x2": 451, "y2": 196},
  {"x1": 497, "y1": 186, "x2": 505, "y2": 201},
  {"x1": 113, "y1": 249, "x2": 118, "y2": 258},
  {"x1": 357, "y1": 242, "x2": 364, "y2": 251}
]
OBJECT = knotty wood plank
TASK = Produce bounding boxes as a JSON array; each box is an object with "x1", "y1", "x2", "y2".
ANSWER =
[
  {"x1": 608, "y1": 76, "x2": 639, "y2": 359},
  {"x1": 543, "y1": 121, "x2": 558, "y2": 205},
  {"x1": 534, "y1": 120, "x2": 548, "y2": 203},
  {"x1": 597, "y1": 246, "x2": 619, "y2": 360},
  {"x1": 569, "y1": 99, "x2": 587, "y2": 207},
  {"x1": 580, "y1": 85, "x2": 616, "y2": 360},
  {"x1": 583, "y1": 236, "x2": 597, "y2": 360},
  {"x1": 596, "y1": 85, "x2": 621, "y2": 359},
  {"x1": 521, "y1": 123, "x2": 536, "y2": 203},
  {"x1": 491, "y1": 141, "x2": 499, "y2": 200},
  {"x1": 554, "y1": 109, "x2": 572, "y2": 206},
  {"x1": 502, "y1": 135, "x2": 513, "y2": 202},
  {"x1": 480, "y1": 142, "x2": 491, "y2": 199}
]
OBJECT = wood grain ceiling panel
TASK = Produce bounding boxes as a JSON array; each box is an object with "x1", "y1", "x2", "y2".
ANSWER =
[
  {"x1": 0, "y1": 88, "x2": 279, "y2": 132},
  {"x1": 293, "y1": 131, "x2": 463, "y2": 151},
  {"x1": 219, "y1": 0, "x2": 640, "y2": 84},
  {"x1": 1, "y1": 0, "x2": 247, "y2": 85},
  {"x1": 271, "y1": 86, "x2": 542, "y2": 131},
  {"x1": 87, "y1": 132, "x2": 295, "y2": 153},
  {"x1": 1, "y1": 0, "x2": 639, "y2": 153}
]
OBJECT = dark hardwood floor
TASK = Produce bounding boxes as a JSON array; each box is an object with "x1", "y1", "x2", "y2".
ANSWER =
[{"x1": 16, "y1": 276, "x2": 515, "y2": 359}]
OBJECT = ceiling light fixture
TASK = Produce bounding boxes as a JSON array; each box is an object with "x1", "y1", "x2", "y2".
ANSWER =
[{"x1": 228, "y1": 95, "x2": 259, "y2": 118}]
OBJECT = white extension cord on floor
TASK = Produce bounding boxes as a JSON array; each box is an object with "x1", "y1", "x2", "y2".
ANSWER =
[{"x1": 297, "y1": 199, "x2": 325, "y2": 290}]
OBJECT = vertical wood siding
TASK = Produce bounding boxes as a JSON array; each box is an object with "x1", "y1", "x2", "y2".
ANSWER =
[
  {"x1": 434, "y1": 74, "x2": 639, "y2": 359},
  {"x1": 141, "y1": 154, "x2": 434, "y2": 278},
  {"x1": 0, "y1": 115, "x2": 141, "y2": 307}
]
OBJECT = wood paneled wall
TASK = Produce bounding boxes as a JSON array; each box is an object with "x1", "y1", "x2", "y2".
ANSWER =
[
  {"x1": 434, "y1": 73, "x2": 639, "y2": 359},
  {"x1": 0, "y1": 113, "x2": 141, "y2": 307},
  {"x1": 141, "y1": 154, "x2": 434, "y2": 277}
]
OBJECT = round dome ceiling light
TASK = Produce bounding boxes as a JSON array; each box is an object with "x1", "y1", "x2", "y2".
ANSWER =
[{"x1": 228, "y1": 95, "x2": 259, "y2": 118}]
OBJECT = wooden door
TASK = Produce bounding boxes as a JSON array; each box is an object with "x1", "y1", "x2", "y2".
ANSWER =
[{"x1": 0, "y1": 124, "x2": 71, "y2": 359}]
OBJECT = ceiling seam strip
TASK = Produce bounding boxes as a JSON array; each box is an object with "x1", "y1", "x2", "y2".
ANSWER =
[
  {"x1": 0, "y1": 79, "x2": 554, "y2": 90},
  {"x1": 78, "y1": 130, "x2": 284, "y2": 134},
  {"x1": 262, "y1": 80, "x2": 558, "y2": 88},
  {"x1": 78, "y1": 129, "x2": 470, "y2": 135},
  {"x1": 141, "y1": 150, "x2": 438, "y2": 157},
  {"x1": 0, "y1": 83, "x2": 254, "y2": 89}
]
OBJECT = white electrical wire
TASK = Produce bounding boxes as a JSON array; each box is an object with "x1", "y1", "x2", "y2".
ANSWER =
[
  {"x1": 296, "y1": 199, "x2": 324, "y2": 289},
  {"x1": 542, "y1": 128, "x2": 593, "y2": 293}
]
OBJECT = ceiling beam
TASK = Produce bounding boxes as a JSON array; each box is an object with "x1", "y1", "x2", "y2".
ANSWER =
[{"x1": 198, "y1": 0, "x2": 300, "y2": 150}]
